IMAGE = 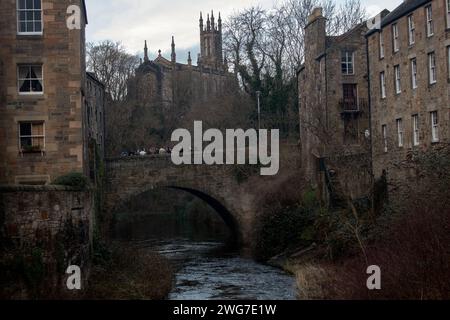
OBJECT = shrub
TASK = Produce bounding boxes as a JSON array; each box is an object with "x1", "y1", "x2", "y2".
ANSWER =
[
  {"x1": 53, "y1": 172, "x2": 89, "y2": 189},
  {"x1": 86, "y1": 244, "x2": 173, "y2": 300}
]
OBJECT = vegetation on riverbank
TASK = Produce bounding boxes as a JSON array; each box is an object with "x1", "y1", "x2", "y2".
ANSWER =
[
  {"x1": 255, "y1": 146, "x2": 450, "y2": 300},
  {"x1": 86, "y1": 243, "x2": 173, "y2": 300}
]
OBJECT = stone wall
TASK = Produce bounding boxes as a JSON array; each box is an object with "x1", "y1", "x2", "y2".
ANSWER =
[
  {"x1": 0, "y1": 186, "x2": 93, "y2": 298},
  {"x1": 298, "y1": 8, "x2": 371, "y2": 201},
  {"x1": 0, "y1": 0, "x2": 88, "y2": 185},
  {"x1": 367, "y1": 0, "x2": 450, "y2": 191}
]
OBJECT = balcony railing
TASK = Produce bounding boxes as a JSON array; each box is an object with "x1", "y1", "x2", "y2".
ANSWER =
[{"x1": 339, "y1": 98, "x2": 367, "y2": 113}]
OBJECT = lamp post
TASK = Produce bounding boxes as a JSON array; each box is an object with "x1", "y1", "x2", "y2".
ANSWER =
[{"x1": 256, "y1": 90, "x2": 261, "y2": 130}]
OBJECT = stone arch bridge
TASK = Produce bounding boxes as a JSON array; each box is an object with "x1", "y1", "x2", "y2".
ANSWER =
[{"x1": 104, "y1": 148, "x2": 299, "y2": 250}]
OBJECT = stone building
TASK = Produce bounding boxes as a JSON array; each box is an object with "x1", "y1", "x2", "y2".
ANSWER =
[
  {"x1": 85, "y1": 71, "x2": 105, "y2": 181},
  {"x1": 128, "y1": 11, "x2": 236, "y2": 109},
  {"x1": 298, "y1": 8, "x2": 372, "y2": 202},
  {"x1": 367, "y1": 0, "x2": 450, "y2": 187},
  {"x1": 0, "y1": 0, "x2": 103, "y2": 185}
]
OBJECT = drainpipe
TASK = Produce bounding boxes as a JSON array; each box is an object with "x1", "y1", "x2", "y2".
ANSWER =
[{"x1": 365, "y1": 34, "x2": 375, "y2": 216}]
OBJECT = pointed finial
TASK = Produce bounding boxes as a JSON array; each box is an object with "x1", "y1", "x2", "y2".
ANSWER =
[
  {"x1": 158, "y1": 49, "x2": 161, "y2": 57},
  {"x1": 207, "y1": 13, "x2": 211, "y2": 31},
  {"x1": 211, "y1": 10, "x2": 215, "y2": 29},
  {"x1": 188, "y1": 51, "x2": 192, "y2": 66},
  {"x1": 144, "y1": 40, "x2": 149, "y2": 62},
  {"x1": 171, "y1": 36, "x2": 176, "y2": 63},
  {"x1": 200, "y1": 11, "x2": 204, "y2": 31}
]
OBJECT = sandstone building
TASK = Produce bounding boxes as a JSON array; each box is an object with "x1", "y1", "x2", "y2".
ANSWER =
[
  {"x1": 128, "y1": 11, "x2": 236, "y2": 109},
  {"x1": 367, "y1": 0, "x2": 450, "y2": 187},
  {"x1": 0, "y1": 0, "x2": 104, "y2": 185},
  {"x1": 298, "y1": 8, "x2": 372, "y2": 201}
]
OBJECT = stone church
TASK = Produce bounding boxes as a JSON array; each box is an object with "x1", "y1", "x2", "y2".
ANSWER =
[{"x1": 128, "y1": 11, "x2": 236, "y2": 108}]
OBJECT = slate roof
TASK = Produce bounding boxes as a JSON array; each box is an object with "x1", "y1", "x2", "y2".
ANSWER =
[{"x1": 367, "y1": 0, "x2": 432, "y2": 36}]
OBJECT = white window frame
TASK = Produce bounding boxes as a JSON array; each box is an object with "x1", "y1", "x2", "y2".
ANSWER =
[
  {"x1": 379, "y1": 31, "x2": 385, "y2": 59},
  {"x1": 17, "y1": 64, "x2": 44, "y2": 95},
  {"x1": 447, "y1": 0, "x2": 450, "y2": 29},
  {"x1": 341, "y1": 51, "x2": 354, "y2": 75},
  {"x1": 412, "y1": 114, "x2": 420, "y2": 146},
  {"x1": 382, "y1": 124, "x2": 388, "y2": 153},
  {"x1": 396, "y1": 118, "x2": 404, "y2": 147},
  {"x1": 426, "y1": 5, "x2": 434, "y2": 37},
  {"x1": 394, "y1": 65, "x2": 401, "y2": 94},
  {"x1": 16, "y1": 0, "x2": 43, "y2": 36},
  {"x1": 380, "y1": 71, "x2": 386, "y2": 99},
  {"x1": 392, "y1": 23, "x2": 399, "y2": 52},
  {"x1": 428, "y1": 52, "x2": 437, "y2": 85},
  {"x1": 411, "y1": 58, "x2": 418, "y2": 89},
  {"x1": 18, "y1": 121, "x2": 46, "y2": 153},
  {"x1": 408, "y1": 15, "x2": 415, "y2": 45},
  {"x1": 431, "y1": 111, "x2": 439, "y2": 142}
]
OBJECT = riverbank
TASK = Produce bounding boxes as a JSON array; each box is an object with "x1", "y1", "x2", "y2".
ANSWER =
[{"x1": 85, "y1": 244, "x2": 173, "y2": 300}]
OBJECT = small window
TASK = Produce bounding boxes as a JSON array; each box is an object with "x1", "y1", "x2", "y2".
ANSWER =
[
  {"x1": 411, "y1": 58, "x2": 417, "y2": 89},
  {"x1": 379, "y1": 31, "x2": 385, "y2": 59},
  {"x1": 431, "y1": 111, "x2": 439, "y2": 142},
  {"x1": 412, "y1": 114, "x2": 420, "y2": 146},
  {"x1": 19, "y1": 121, "x2": 45, "y2": 153},
  {"x1": 380, "y1": 71, "x2": 386, "y2": 99},
  {"x1": 17, "y1": 0, "x2": 42, "y2": 35},
  {"x1": 382, "y1": 124, "x2": 388, "y2": 153},
  {"x1": 408, "y1": 15, "x2": 415, "y2": 45},
  {"x1": 396, "y1": 118, "x2": 404, "y2": 147},
  {"x1": 448, "y1": 46, "x2": 450, "y2": 80},
  {"x1": 341, "y1": 51, "x2": 354, "y2": 75},
  {"x1": 18, "y1": 64, "x2": 43, "y2": 94},
  {"x1": 428, "y1": 52, "x2": 436, "y2": 84},
  {"x1": 392, "y1": 23, "x2": 399, "y2": 52},
  {"x1": 426, "y1": 5, "x2": 433, "y2": 37},
  {"x1": 394, "y1": 65, "x2": 401, "y2": 94},
  {"x1": 447, "y1": 0, "x2": 450, "y2": 29}
]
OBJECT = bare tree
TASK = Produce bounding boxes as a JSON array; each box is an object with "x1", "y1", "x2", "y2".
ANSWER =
[{"x1": 87, "y1": 40, "x2": 140, "y2": 101}]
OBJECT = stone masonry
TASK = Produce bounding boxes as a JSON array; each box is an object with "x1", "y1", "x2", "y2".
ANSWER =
[
  {"x1": 367, "y1": 0, "x2": 450, "y2": 186},
  {"x1": 0, "y1": 0, "x2": 89, "y2": 185},
  {"x1": 298, "y1": 8, "x2": 372, "y2": 202}
]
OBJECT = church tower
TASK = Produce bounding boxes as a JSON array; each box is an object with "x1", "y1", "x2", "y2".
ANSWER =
[{"x1": 199, "y1": 10, "x2": 223, "y2": 69}]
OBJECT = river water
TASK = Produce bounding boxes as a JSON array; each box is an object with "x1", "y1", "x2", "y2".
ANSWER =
[{"x1": 115, "y1": 215, "x2": 297, "y2": 300}]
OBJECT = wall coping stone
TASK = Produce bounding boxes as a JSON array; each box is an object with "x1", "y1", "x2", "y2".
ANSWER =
[{"x1": 0, "y1": 185, "x2": 91, "y2": 193}]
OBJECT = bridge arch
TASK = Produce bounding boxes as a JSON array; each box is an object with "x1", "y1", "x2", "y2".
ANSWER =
[{"x1": 104, "y1": 155, "x2": 259, "y2": 250}]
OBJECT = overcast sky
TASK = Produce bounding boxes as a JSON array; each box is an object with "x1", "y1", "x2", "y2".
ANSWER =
[{"x1": 85, "y1": 0, "x2": 402, "y2": 63}]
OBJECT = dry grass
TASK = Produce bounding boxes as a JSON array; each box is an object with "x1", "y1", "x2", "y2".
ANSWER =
[
  {"x1": 294, "y1": 201, "x2": 450, "y2": 300},
  {"x1": 86, "y1": 246, "x2": 173, "y2": 300},
  {"x1": 295, "y1": 264, "x2": 329, "y2": 300}
]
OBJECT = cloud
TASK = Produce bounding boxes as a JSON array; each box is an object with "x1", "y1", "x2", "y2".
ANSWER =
[{"x1": 85, "y1": 0, "x2": 403, "y2": 62}]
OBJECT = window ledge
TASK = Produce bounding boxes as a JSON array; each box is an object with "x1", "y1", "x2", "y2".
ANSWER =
[
  {"x1": 19, "y1": 150, "x2": 46, "y2": 157},
  {"x1": 16, "y1": 34, "x2": 43, "y2": 40}
]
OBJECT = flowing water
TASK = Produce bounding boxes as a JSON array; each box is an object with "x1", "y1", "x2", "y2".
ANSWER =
[{"x1": 114, "y1": 215, "x2": 297, "y2": 300}]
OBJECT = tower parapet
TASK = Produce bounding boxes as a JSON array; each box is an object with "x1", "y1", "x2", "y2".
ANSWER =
[{"x1": 199, "y1": 10, "x2": 223, "y2": 70}]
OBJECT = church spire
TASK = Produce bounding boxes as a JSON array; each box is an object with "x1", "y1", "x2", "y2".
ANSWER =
[
  {"x1": 218, "y1": 12, "x2": 222, "y2": 32},
  {"x1": 171, "y1": 36, "x2": 176, "y2": 63},
  {"x1": 199, "y1": 12, "x2": 204, "y2": 31},
  {"x1": 144, "y1": 40, "x2": 149, "y2": 62}
]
